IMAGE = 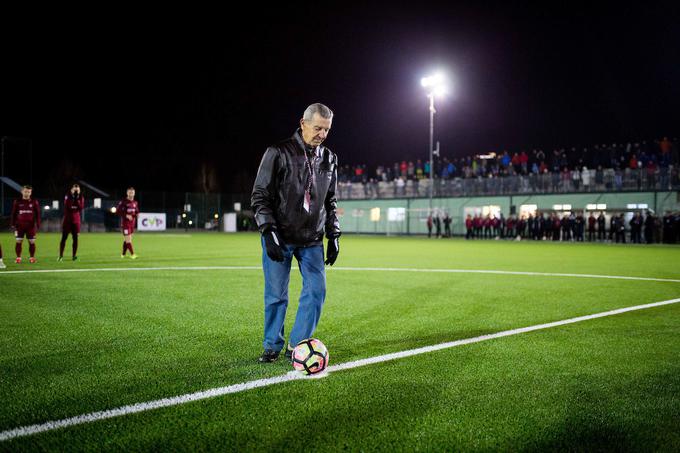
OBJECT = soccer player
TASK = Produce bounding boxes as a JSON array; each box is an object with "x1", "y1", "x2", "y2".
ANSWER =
[
  {"x1": 0, "y1": 245, "x2": 5, "y2": 269},
  {"x1": 11, "y1": 185, "x2": 41, "y2": 263},
  {"x1": 117, "y1": 187, "x2": 139, "y2": 259},
  {"x1": 59, "y1": 183, "x2": 85, "y2": 261}
]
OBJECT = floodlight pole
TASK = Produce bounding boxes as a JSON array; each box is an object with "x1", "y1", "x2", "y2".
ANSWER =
[
  {"x1": 1, "y1": 137, "x2": 5, "y2": 216},
  {"x1": 428, "y1": 94, "x2": 435, "y2": 215}
]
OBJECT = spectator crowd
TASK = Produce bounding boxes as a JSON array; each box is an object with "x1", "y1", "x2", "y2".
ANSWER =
[{"x1": 338, "y1": 137, "x2": 680, "y2": 198}]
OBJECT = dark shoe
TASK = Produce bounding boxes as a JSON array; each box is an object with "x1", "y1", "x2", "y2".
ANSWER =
[
  {"x1": 284, "y1": 347, "x2": 294, "y2": 362},
  {"x1": 72, "y1": 256, "x2": 78, "y2": 261},
  {"x1": 258, "y1": 349, "x2": 280, "y2": 363}
]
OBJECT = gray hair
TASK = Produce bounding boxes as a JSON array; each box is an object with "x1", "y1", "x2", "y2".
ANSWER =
[{"x1": 303, "y1": 103, "x2": 333, "y2": 121}]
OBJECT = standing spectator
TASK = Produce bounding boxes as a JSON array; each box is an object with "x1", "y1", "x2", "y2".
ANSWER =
[
  {"x1": 597, "y1": 212, "x2": 606, "y2": 241},
  {"x1": 614, "y1": 168, "x2": 623, "y2": 191},
  {"x1": 465, "y1": 214, "x2": 473, "y2": 240},
  {"x1": 519, "y1": 150, "x2": 529, "y2": 174},
  {"x1": 551, "y1": 170, "x2": 560, "y2": 192},
  {"x1": 506, "y1": 215, "x2": 515, "y2": 239},
  {"x1": 434, "y1": 215, "x2": 442, "y2": 239},
  {"x1": 581, "y1": 166, "x2": 591, "y2": 191},
  {"x1": 587, "y1": 212, "x2": 597, "y2": 241},
  {"x1": 645, "y1": 159, "x2": 657, "y2": 189},
  {"x1": 575, "y1": 213, "x2": 585, "y2": 242},
  {"x1": 542, "y1": 213, "x2": 551, "y2": 240},
  {"x1": 561, "y1": 167, "x2": 571, "y2": 192},
  {"x1": 552, "y1": 214, "x2": 561, "y2": 241},
  {"x1": 561, "y1": 213, "x2": 571, "y2": 241},
  {"x1": 473, "y1": 214, "x2": 483, "y2": 238},
  {"x1": 615, "y1": 214, "x2": 626, "y2": 243},
  {"x1": 395, "y1": 176, "x2": 405, "y2": 196},
  {"x1": 536, "y1": 213, "x2": 546, "y2": 240},
  {"x1": 655, "y1": 212, "x2": 664, "y2": 244},
  {"x1": 511, "y1": 153, "x2": 521, "y2": 173},
  {"x1": 483, "y1": 215, "x2": 491, "y2": 239},
  {"x1": 644, "y1": 211, "x2": 655, "y2": 244},
  {"x1": 443, "y1": 213, "x2": 452, "y2": 238},
  {"x1": 491, "y1": 215, "x2": 500, "y2": 238},
  {"x1": 571, "y1": 167, "x2": 581, "y2": 191},
  {"x1": 662, "y1": 212, "x2": 674, "y2": 243},
  {"x1": 516, "y1": 216, "x2": 526, "y2": 239},
  {"x1": 609, "y1": 214, "x2": 616, "y2": 242},
  {"x1": 498, "y1": 213, "x2": 506, "y2": 239},
  {"x1": 426, "y1": 214, "x2": 433, "y2": 238},
  {"x1": 595, "y1": 165, "x2": 604, "y2": 190},
  {"x1": 629, "y1": 212, "x2": 643, "y2": 243}
]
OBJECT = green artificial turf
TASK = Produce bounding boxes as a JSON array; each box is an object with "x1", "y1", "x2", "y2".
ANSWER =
[{"x1": 0, "y1": 232, "x2": 678, "y2": 451}]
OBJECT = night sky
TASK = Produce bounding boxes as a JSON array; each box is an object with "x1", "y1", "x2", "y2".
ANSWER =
[{"x1": 2, "y1": 4, "x2": 678, "y2": 196}]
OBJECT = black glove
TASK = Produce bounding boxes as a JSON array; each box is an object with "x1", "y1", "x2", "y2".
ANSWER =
[
  {"x1": 325, "y1": 236, "x2": 339, "y2": 266},
  {"x1": 262, "y1": 227, "x2": 285, "y2": 262}
]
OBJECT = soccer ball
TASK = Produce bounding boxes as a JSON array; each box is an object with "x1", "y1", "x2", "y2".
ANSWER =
[{"x1": 292, "y1": 338, "x2": 329, "y2": 375}]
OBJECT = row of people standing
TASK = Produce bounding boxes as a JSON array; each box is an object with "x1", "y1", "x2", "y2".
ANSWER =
[{"x1": 462, "y1": 211, "x2": 677, "y2": 244}]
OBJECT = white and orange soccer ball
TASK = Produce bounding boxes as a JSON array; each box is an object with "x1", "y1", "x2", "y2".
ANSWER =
[{"x1": 292, "y1": 338, "x2": 329, "y2": 375}]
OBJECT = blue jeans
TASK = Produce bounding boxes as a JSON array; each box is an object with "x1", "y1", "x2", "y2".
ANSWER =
[{"x1": 261, "y1": 238, "x2": 326, "y2": 351}]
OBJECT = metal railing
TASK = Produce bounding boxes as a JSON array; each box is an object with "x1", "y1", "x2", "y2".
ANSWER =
[{"x1": 338, "y1": 167, "x2": 680, "y2": 200}]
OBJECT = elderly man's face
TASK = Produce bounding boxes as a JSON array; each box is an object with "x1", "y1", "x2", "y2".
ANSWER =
[{"x1": 300, "y1": 113, "x2": 332, "y2": 147}]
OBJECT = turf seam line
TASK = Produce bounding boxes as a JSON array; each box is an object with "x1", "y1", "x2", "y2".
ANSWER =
[
  {"x1": 1, "y1": 265, "x2": 680, "y2": 283},
  {"x1": 1, "y1": 296, "x2": 679, "y2": 442}
]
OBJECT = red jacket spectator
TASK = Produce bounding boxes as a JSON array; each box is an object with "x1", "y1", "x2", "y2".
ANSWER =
[{"x1": 629, "y1": 155, "x2": 638, "y2": 169}]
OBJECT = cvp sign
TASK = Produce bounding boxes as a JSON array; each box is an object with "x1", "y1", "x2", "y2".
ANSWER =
[{"x1": 138, "y1": 213, "x2": 167, "y2": 231}]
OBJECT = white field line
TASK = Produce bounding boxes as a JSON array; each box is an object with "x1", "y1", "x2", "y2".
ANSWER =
[
  {"x1": 1, "y1": 265, "x2": 680, "y2": 284},
  {"x1": 1, "y1": 296, "x2": 679, "y2": 441}
]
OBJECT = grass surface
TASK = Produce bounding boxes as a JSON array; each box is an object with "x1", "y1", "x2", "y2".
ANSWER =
[{"x1": 0, "y1": 232, "x2": 679, "y2": 451}]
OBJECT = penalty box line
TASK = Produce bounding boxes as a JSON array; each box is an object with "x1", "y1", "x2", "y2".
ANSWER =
[
  {"x1": 1, "y1": 296, "x2": 679, "y2": 442},
  {"x1": 1, "y1": 265, "x2": 680, "y2": 284}
]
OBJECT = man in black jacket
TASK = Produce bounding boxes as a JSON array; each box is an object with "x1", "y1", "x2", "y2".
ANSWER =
[
  {"x1": 597, "y1": 212, "x2": 606, "y2": 241},
  {"x1": 629, "y1": 212, "x2": 643, "y2": 244},
  {"x1": 251, "y1": 103, "x2": 341, "y2": 363},
  {"x1": 644, "y1": 211, "x2": 655, "y2": 244}
]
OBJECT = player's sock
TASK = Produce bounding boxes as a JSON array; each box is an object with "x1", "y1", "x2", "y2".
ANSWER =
[
  {"x1": 122, "y1": 241, "x2": 128, "y2": 255},
  {"x1": 72, "y1": 234, "x2": 78, "y2": 258},
  {"x1": 128, "y1": 243, "x2": 134, "y2": 255},
  {"x1": 59, "y1": 232, "x2": 68, "y2": 258},
  {"x1": 29, "y1": 243, "x2": 36, "y2": 258},
  {"x1": 15, "y1": 242, "x2": 22, "y2": 257}
]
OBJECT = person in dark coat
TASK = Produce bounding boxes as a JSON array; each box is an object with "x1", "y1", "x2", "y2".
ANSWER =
[
  {"x1": 644, "y1": 211, "x2": 655, "y2": 244},
  {"x1": 629, "y1": 212, "x2": 643, "y2": 244},
  {"x1": 597, "y1": 212, "x2": 606, "y2": 241},
  {"x1": 615, "y1": 214, "x2": 626, "y2": 243}
]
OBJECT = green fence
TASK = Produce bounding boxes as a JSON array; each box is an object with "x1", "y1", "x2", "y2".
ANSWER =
[{"x1": 338, "y1": 191, "x2": 680, "y2": 235}]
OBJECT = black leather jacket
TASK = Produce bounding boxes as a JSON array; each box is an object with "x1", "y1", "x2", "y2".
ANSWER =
[{"x1": 251, "y1": 129, "x2": 341, "y2": 246}]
